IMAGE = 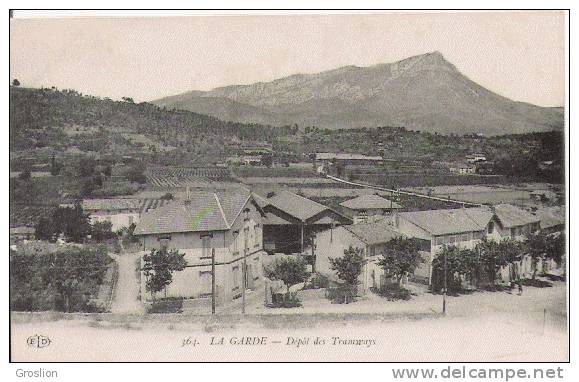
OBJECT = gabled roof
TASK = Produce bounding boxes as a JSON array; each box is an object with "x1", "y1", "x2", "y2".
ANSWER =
[
  {"x1": 493, "y1": 204, "x2": 541, "y2": 228},
  {"x1": 533, "y1": 206, "x2": 565, "y2": 229},
  {"x1": 340, "y1": 194, "x2": 402, "y2": 210},
  {"x1": 398, "y1": 207, "x2": 492, "y2": 236},
  {"x1": 134, "y1": 190, "x2": 251, "y2": 235},
  {"x1": 262, "y1": 191, "x2": 329, "y2": 222},
  {"x1": 344, "y1": 220, "x2": 402, "y2": 245}
]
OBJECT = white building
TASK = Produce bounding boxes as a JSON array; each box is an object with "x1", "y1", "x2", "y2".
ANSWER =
[{"x1": 134, "y1": 190, "x2": 266, "y2": 304}]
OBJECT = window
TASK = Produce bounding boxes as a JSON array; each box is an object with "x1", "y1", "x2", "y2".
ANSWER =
[
  {"x1": 232, "y1": 265, "x2": 240, "y2": 290},
  {"x1": 254, "y1": 224, "x2": 261, "y2": 248},
  {"x1": 488, "y1": 222, "x2": 494, "y2": 234},
  {"x1": 244, "y1": 227, "x2": 250, "y2": 252},
  {"x1": 201, "y1": 235, "x2": 212, "y2": 259},
  {"x1": 199, "y1": 270, "x2": 212, "y2": 295},
  {"x1": 232, "y1": 230, "x2": 239, "y2": 255},
  {"x1": 158, "y1": 235, "x2": 171, "y2": 251},
  {"x1": 461, "y1": 233, "x2": 469, "y2": 242}
]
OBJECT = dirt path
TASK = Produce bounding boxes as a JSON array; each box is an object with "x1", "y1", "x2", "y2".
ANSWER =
[{"x1": 110, "y1": 253, "x2": 145, "y2": 314}]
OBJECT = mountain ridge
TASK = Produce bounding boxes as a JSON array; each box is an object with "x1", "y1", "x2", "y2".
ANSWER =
[{"x1": 153, "y1": 52, "x2": 564, "y2": 135}]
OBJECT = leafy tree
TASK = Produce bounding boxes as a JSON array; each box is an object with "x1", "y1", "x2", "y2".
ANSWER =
[
  {"x1": 91, "y1": 221, "x2": 116, "y2": 242},
  {"x1": 160, "y1": 192, "x2": 174, "y2": 200},
  {"x1": 35, "y1": 217, "x2": 56, "y2": 242},
  {"x1": 266, "y1": 257, "x2": 309, "y2": 294},
  {"x1": 18, "y1": 169, "x2": 31, "y2": 181},
  {"x1": 475, "y1": 238, "x2": 518, "y2": 286},
  {"x1": 10, "y1": 244, "x2": 112, "y2": 312},
  {"x1": 329, "y1": 246, "x2": 365, "y2": 287},
  {"x1": 328, "y1": 246, "x2": 366, "y2": 303},
  {"x1": 50, "y1": 155, "x2": 61, "y2": 176},
  {"x1": 142, "y1": 248, "x2": 187, "y2": 300},
  {"x1": 52, "y1": 205, "x2": 91, "y2": 243},
  {"x1": 77, "y1": 157, "x2": 97, "y2": 177},
  {"x1": 12, "y1": 79, "x2": 20, "y2": 87},
  {"x1": 545, "y1": 233, "x2": 565, "y2": 266},
  {"x1": 126, "y1": 161, "x2": 147, "y2": 184},
  {"x1": 431, "y1": 245, "x2": 478, "y2": 293},
  {"x1": 525, "y1": 232, "x2": 548, "y2": 279},
  {"x1": 377, "y1": 237, "x2": 423, "y2": 286},
  {"x1": 80, "y1": 178, "x2": 97, "y2": 197}
]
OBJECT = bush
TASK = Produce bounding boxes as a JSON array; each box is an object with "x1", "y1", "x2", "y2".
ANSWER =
[
  {"x1": 326, "y1": 284, "x2": 358, "y2": 304},
  {"x1": 91, "y1": 221, "x2": 116, "y2": 242},
  {"x1": 10, "y1": 244, "x2": 113, "y2": 312},
  {"x1": 146, "y1": 297, "x2": 183, "y2": 313},
  {"x1": 302, "y1": 273, "x2": 329, "y2": 290},
  {"x1": 520, "y1": 278, "x2": 552, "y2": 288},
  {"x1": 372, "y1": 283, "x2": 413, "y2": 301},
  {"x1": 269, "y1": 292, "x2": 302, "y2": 308}
]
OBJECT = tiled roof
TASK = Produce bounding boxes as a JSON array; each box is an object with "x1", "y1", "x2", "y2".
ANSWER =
[
  {"x1": 533, "y1": 206, "x2": 565, "y2": 229},
  {"x1": 134, "y1": 190, "x2": 251, "y2": 235},
  {"x1": 264, "y1": 191, "x2": 328, "y2": 222},
  {"x1": 344, "y1": 220, "x2": 402, "y2": 245},
  {"x1": 493, "y1": 204, "x2": 541, "y2": 228},
  {"x1": 82, "y1": 199, "x2": 142, "y2": 211},
  {"x1": 398, "y1": 207, "x2": 492, "y2": 236},
  {"x1": 139, "y1": 199, "x2": 170, "y2": 215},
  {"x1": 340, "y1": 194, "x2": 402, "y2": 210},
  {"x1": 82, "y1": 198, "x2": 170, "y2": 214}
]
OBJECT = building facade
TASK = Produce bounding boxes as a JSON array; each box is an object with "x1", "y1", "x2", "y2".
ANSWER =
[{"x1": 134, "y1": 190, "x2": 266, "y2": 305}]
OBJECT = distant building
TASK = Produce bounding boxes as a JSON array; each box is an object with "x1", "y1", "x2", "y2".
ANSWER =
[
  {"x1": 533, "y1": 205, "x2": 565, "y2": 234},
  {"x1": 315, "y1": 152, "x2": 384, "y2": 166},
  {"x1": 134, "y1": 190, "x2": 266, "y2": 304},
  {"x1": 388, "y1": 204, "x2": 540, "y2": 284},
  {"x1": 254, "y1": 190, "x2": 352, "y2": 254},
  {"x1": 530, "y1": 190, "x2": 558, "y2": 202},
  {"x1": 9, "y1": 226, "x2": 35, "y2": 243},
  {"x1": 314, "y1": 221, "x2": 427, "y2": 293},
  {"x1": 82, "y1": 198, "x2": 169, "y2": 232},
  {"x1": 487, "y1": 204, "x2": 541, "y2": 241},
  {"x1": 449, "y1": 163, "x2": 476, "y2": 174},
  {"x1": 339, "y1": 194, "x2": 403, "y2": 224},
  {"x1": 466, "y1": 154, "x2": 487, "y2": 163}
]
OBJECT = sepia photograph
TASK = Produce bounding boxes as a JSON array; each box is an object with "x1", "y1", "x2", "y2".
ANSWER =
[{"x1": 8, "y1": 9, "x2": 569, "y2": 365}]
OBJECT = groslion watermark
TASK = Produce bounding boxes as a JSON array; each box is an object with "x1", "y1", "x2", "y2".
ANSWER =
[{"x1": 15, "y1": 369, "x2": 58, "y2": 378}]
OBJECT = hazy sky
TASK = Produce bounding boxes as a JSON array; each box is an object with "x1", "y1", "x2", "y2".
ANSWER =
[{"x1": 10, "y1": 12, "x2": 566, "y2": 106}]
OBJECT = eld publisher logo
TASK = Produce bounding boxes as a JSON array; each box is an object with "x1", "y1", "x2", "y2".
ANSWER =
[{"x1": 26, "y1": 334, "x2": 51, "y2": 349}]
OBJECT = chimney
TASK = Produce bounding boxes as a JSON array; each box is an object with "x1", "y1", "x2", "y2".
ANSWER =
[{"x1": 185, "y1": 186, "x2": 191, "y2": 203}]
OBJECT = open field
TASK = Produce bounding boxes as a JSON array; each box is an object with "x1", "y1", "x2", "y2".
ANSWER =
[
  {"x1": 231, "y1": 164, "x2": 317, "y2": 178},
  {"x1": 405, "y1": 184, "x2": 562, "y2": 205}
]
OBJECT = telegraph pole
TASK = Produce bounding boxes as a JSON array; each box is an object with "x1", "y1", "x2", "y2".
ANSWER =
[
  {"x1": 241, "y1": 250, "x2": 247, "y2": 314},
  {"x1": 443, "y1": 250, "x2": 447, "y2": 315},
  {"x1": 211, "y1": 248, "x2": 216, "y2": 315}
]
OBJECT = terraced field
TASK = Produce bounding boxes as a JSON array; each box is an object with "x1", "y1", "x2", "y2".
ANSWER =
[{"x1": 145, "y1": 166, "x2": 232, "y2": 189}]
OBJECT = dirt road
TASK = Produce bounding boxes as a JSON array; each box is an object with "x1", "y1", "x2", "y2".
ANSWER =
[{"x1": 110, "y1": 253, "x2": 144, "y2": 315}]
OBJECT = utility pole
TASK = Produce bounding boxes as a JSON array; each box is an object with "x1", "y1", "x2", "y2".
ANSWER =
[
  {"x1": 211, "y1": 248, "x2": 216, "y2": 315},
  {"x1": 241, "y1": 250, "x2": 247, "y2": 314},
  {"x1": 443, "y1": 250, "x2": 447, "y2": 315}
]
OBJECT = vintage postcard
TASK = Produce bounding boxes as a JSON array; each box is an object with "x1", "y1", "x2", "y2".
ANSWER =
[{"x1": 8, "y1": 9, "x2": 568, "y2": 365}]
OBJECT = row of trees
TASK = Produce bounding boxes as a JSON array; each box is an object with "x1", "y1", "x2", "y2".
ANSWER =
[
  {"x1": 35, "y1": 205, "x2": 115, "y2": 243},
  {"x1": 431, "y1": 233, "x2": 565, "y2": 293}
]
